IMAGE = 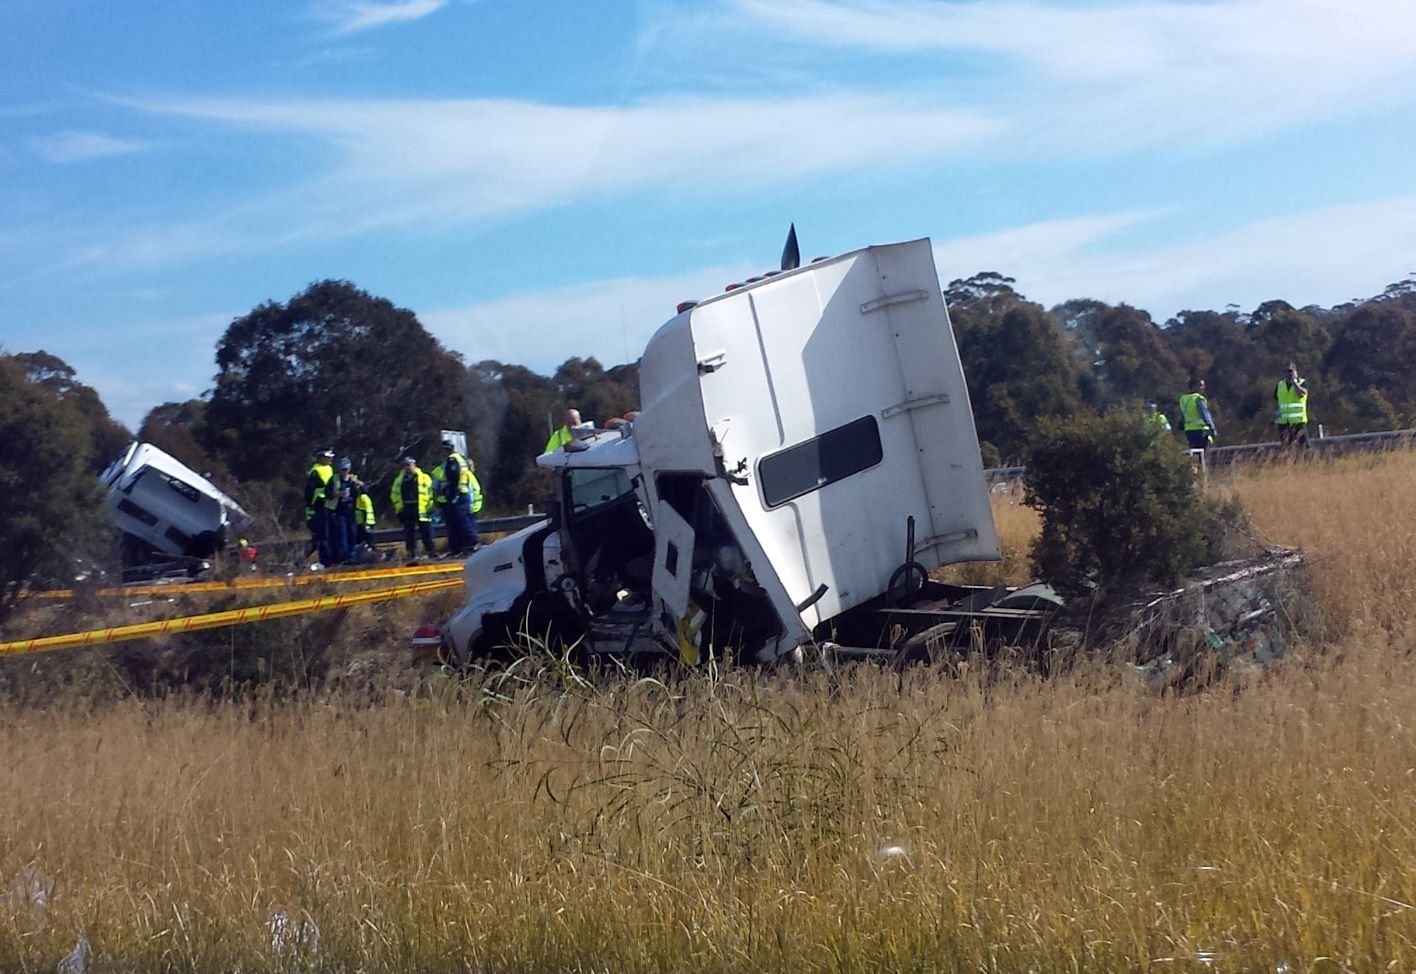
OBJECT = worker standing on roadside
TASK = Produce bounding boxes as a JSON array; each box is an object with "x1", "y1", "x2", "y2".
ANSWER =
[
  {"x1": 433, "y1": 439, "x2": 476, "y2": 556},
  {"x1": 1178, "y1": 378, "x2": 1217, "y2": 451},
  {"x1": 304, "y1": 448, "x2": 336, "y2": 569},
  {"x1": 325, "y1": 457, "x2": 360, "y2": 565},
  {"x1": 1276, "y1": 362, "x2": 1310, "y2": 449},
  {"x1": 391, "y1": 456, "x2": 435, "y2": 562},
  {"x1": 1142, "y1": 400, "x2": 1172, "y2": 443},
  {"x1": 543, "y1": 407, "x2": 582, "y2": 454},
  {"x1": 353, "y1": 482, "x2": 376, "y2": 554}
]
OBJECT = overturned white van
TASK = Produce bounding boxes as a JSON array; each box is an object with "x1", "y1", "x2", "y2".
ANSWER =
[
  {"x1": 443, "y1": 238, "x2": 1051, "y2": 665},
  {"x1": 101, "y1": 442, "x2": 252, "y2": 566}
]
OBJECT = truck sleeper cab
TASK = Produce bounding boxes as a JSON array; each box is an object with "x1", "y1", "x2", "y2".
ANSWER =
[{"x1": 444, "y1": 237, "x2": 1008, "y2": 665}]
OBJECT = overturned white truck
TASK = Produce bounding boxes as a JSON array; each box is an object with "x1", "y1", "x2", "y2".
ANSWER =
[{"x1": 444, "y1": 238, "x2": 1057, "y2": 666}]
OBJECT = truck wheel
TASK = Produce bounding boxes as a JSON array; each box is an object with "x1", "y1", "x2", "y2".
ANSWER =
[
  {"x1": 895, "y1": 621, "x2": 958, "y2": 665},
  {"x1": 886, "y1": 561, "x2": 928, "y2": 607}
]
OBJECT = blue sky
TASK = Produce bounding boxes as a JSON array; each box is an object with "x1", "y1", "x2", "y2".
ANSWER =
[{"x1": 3, "y1": 0, "x2": 1415, "y2": 428}]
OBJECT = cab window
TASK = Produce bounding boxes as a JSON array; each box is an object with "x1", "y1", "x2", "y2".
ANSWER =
[{"x1": 569, "y1": 468, "x2": 634, "y2": 512}]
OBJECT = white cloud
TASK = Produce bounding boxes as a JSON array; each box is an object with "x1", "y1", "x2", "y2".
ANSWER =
[
  {"x1": 27, "y1": 131, "x2": 150, "y2": 163},
  {"x1": 314, "y1": 0, "x2": 448, "y2": 35},
  {"x1": 931, "y1": 193, "x2": 1416, "y2": 319},
  {"x1": 85, "y1": 91, "x2": 998, "y2": 269},
  {"x1": 718, "y1": 0, "x2": 1416, "y2": 151}
]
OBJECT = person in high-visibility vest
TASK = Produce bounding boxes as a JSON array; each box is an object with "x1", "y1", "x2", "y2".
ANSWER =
[
  {"x1": 432, "y1": 439, "x2": 481, "y2": 556},
  {"x1": 543, "y1": 407, "x2": 582, "y2": 454},
  {"x1": 353, "y1": 484, "x2": 376, "y2": 550},
  {"x1": 1275, "y1": 362, "x2": 1310, "y2": 449},
  {"x1": 324, "y1": 457, "x2": 360, "y2": 565},
  {"x1": 1142, "y1": 400, "x2": 1172, "y2": 444},
  {"x1": 1177, "y1": 378, "x2": 1217, "y2": 451},
  {"x1": 304, "y1": 448, "x2": 335, "y2": 568},
  {"x1": 390, "y1": 456, "x2": 435, "y2": 561}
]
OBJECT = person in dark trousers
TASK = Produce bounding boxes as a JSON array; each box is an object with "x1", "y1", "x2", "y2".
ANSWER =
[
  {"x1": 304, "y1": 448, "x2": 336, "y2": 568},
  {"x1": 1276, "y1": 362, "x2": 1311, "y2": 449},
  {"x1": 390, "y1": 456, "x2": 435, "y2": 561},
  {"x1": 433, "y1": 439, "x2": 477, "y2": 556},
  {"x1": 353, "y1": 482, "x2": 376, "y2": 554},
  {"x1": 326, "y1": 457, "x2": 361, "y2": 564},
  {"x1": 1178, "y1": 378, "x2": 1217, "y2": 451}
]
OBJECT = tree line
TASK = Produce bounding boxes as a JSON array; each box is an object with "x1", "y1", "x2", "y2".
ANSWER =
[
  {"x1": 946, "y1": 271, "x2": 1416, "y2": 464},
  {"x1": 3, "y1": 268, "x2": 1414, "y2": 599}
]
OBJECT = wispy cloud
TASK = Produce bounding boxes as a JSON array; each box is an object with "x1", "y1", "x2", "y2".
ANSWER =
[
  {"x1": 931, "y1": 193, "x2": 1416, "y2": 319},
  {"x1": 77, "y1": 91, "x2": 997, "y2": 271},
  {"x1": 313, "y1": 0, "x2": 448, "y2": 35},
  {"x1": 27, "y1": 131, "x2": 150, "y2": 163},
  {"x1": 714, "y1": 0, "x2": 1416, "y2": 151}
]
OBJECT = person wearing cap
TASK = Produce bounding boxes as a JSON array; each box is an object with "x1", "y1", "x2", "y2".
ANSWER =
[
  {"x1": 390, "y1": 456, "x2": 435, "y2": 561},
  {"x1": 543, "y1": 408, "x2": 582, "y2": 454},
  {"x1": 325, "y1": 457, "x2": 362, "y2": 564},
  {"x1": 304, "y1": 448, "x2": 336, "y2": 568},
  {"x1": 432, "y1": 439, "x2": 480, "y2": 556}
]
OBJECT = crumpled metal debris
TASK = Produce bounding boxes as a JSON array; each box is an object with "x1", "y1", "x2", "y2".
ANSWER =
[
  {"x1": 56, "y1": 933, "x2": 89, "y2": 974},
  {"x1": 1120, "y1": 548, "x2": 1309, "y2": 690},
  {"x1": 3, "y1": 865, "x2": 53, "y2": 921},
  {"x1": 267, "y1": 908, "x2": 321, "y2": 958}
]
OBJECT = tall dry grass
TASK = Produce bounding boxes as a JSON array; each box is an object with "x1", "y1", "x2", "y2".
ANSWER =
[
  {"x1": 2, "y1": 454, "x2": 1415, "y2": 972},
  {"x1": 1223, "y1": 453, "x2": 1416, "y2": 638}
]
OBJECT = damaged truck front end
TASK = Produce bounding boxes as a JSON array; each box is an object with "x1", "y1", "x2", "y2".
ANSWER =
[{"x1": 444, "y1": 238, "x2": 1038, "y2": 667}]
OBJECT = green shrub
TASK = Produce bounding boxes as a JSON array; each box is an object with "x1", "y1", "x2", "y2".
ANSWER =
[{"x1": 1022, "y1": 408, "x2": 1211, "y2": 602}]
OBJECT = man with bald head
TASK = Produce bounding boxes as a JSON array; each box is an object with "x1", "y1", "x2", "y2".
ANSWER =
[{"x1": 543, "y1": 407, "x2": 582, "y2": 454}]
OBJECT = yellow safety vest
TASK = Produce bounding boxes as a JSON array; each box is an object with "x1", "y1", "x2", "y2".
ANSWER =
[
  {"x1": 390, "y1": 469, "x2": 433, "y2": 521},
  {"x1": 433, "y1": 453, "x2": 482, "y2": 512},
  {"x1": 355, "y1": 493, "x2": 375, "y2": 527},
  {"x1": 1178, "y1": 393, "x2": 1210, "y2": 432},
  {"x1": 305, "y1": 462, "x2": 333, "y2": 520},
  {"x1": 1276, "y1": 380, "x2": 1308, "y2": 425},
  {"x1": 467, "y1": 471, "x2": 484, "y2": 514},
  {"x1": 544, "y1": 426, "x2": 573, "y2": 454}
]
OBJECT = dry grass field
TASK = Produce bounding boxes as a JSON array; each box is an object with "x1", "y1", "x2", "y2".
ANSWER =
[{"x1": 2, "y1": 454, "x2": 1415, "y2": 972}]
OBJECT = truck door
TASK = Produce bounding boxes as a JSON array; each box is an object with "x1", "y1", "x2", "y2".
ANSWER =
[{"x1": 651, "y1": 502, "x2": 695, "y2": 638}]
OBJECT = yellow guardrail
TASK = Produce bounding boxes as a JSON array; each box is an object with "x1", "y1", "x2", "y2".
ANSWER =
[
  {"x1": 24, "y1": 562, "x2": 464, "y2": 600},
  {"x1": 0, "y1": 578, "x2": 462, "y2": 657}
]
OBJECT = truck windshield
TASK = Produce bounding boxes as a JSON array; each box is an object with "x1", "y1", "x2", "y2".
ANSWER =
[{"x1": 569, "y1": 468, "x2": 634, "y2": 512}]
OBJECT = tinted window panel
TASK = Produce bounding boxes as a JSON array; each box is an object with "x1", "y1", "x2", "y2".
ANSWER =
[
  {"x1": 116, "y1": 498, "x2": 159, "y2": 526},
  {"x1": 760, "y1": 416, "x2": 883, "y2": 507}
]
